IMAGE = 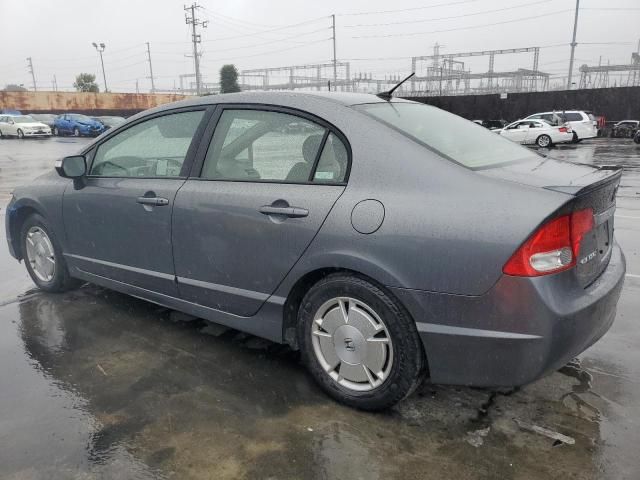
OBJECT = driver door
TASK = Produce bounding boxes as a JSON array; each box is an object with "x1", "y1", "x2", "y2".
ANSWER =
[{"x1": 63, "y1": 108, "x2": 209, "y2": 295}]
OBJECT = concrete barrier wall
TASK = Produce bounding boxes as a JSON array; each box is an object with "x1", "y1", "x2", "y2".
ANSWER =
[
  {"x1": 0, "y1": 91, "x2": 188, "y2": 116},
  {"x1": 405, "y1": 86, "x2": 640, "y2": 122}
]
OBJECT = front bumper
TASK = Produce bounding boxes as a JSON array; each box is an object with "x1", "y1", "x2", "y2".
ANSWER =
[
  {"x1": 23, "y1": 130, "x2": 51, "y2": 137},
  {"x1": 391, "y1": 243, "x2": 626, "y2": 387}
]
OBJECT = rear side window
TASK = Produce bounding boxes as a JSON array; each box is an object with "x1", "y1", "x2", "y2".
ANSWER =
[
  {"x1": 201, "y1": 109, "x2": 349, "y2": 183},
  {"x1": 564, "y1": 112, "x2": 584, "y2": 121},
  {"x1": 357, "y1": 103, "x2": 536, "y2": 169}
]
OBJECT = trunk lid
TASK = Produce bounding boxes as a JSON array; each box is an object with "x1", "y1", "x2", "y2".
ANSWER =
[{"x1": 480, "y1": 157, "x2": 622, "y2": 287}]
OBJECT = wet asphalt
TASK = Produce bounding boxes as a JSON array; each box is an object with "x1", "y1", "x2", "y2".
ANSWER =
[{"x1": 0, "y1": 135, "x2": 639, "y2": 480}]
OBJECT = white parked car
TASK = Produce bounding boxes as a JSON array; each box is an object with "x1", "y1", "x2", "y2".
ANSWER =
[
  {"x1": 524, "y1": 110, "x2": 597, "y2": 142},
  {"x1": 0, "y1": 115, "x2": 52, "y2": 138},
  {"x1": 498, "y1": 119, "x2": 573, "y2": 147}
]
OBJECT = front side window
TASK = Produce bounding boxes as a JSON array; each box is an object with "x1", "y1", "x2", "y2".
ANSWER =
[
  {"x1": 202, "y1": 109, "x2": 345, "y2": 183},
  {"x1": 90, "y1": 110, "x2": 204, "y2": 177},
  {"x1": 357, "y1": 103, "x2": 537, "y2": 169}
]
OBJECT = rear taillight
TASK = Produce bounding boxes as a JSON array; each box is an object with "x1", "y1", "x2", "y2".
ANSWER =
[
  {"x1": 503, "y1": 208, "x2": 594, "y2": 277},
  {"x1": 559, "y1": 127, "x2": 568, "y2": 133}
]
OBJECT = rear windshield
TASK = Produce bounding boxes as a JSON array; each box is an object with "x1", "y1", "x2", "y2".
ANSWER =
[{"x1": 355, "y1": 103, "x2": 536, "y2": 169}]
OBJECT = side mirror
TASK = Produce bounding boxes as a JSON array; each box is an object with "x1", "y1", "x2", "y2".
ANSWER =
[{"x1": 55, "y1": 155, "x2": 86, "y2": 178}]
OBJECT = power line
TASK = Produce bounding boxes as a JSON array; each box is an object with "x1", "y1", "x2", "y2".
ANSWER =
[
  {"x1": 343, "y1": 0, "x2": 554, "y2": 28},
  {"x1": 204, "y1": 38, "x2": 330, "y2": 63},
  {"x1": 351, "y1": 9, "x2": 573, "y2": 39},
  {"x1": 339, "y1": 0, "x2": 482, "y2": 17}
]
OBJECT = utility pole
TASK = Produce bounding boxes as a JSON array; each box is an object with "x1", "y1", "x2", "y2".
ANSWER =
[
  {"x1": 26, "y1": 57, "x2": 37, "y2": 91},
  {"x1": 567, "y1": 0, "x2": 580, "y2": 90},
  {"x1": 185, "y1": 3, "x2": 207, "y2": 95},
  {"x1": 331, "y1": 14, "x2": 337, "y2": 91},
  {"x1": 146, "y1": 42, "x2": 156, "y2": 93},
  {"x1": 92, "y1": 42, "x2": 108, "y2": 92}
]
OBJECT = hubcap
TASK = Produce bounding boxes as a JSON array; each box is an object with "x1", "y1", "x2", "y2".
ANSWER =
[
  {"x1": 25, "y1": 226, "x2": 56, "y2": 282},
  {"x1": 311, "y1": 297, "x2": 393, "y2": 392},
  {"x1": 539, "y1": 136, "x2": 550, "y2": 147}
]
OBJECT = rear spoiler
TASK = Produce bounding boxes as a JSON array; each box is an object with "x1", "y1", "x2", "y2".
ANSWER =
[{"x1": 543, "y1": 165, "x2": 622, "y2": 196}]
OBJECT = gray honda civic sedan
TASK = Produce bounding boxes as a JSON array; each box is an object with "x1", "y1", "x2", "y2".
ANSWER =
[{"x1": 5, "y1": 92, "x2": 625, "y2": 410}]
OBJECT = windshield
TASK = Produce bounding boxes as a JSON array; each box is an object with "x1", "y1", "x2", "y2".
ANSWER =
[
  {"x1": 13, "y1": 116, "x2": 35, "y2": 123},
  {"x1": 356, "y1": 103, "x2": 536, "y2": 169},
  {"x1": 69, "y1": 114, "x2": 91, "y2": 122}
]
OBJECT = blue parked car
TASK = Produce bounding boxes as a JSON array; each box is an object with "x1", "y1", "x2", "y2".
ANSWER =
[{"x1": 53, "y1": 113, "x2": 105, "y2": 137}]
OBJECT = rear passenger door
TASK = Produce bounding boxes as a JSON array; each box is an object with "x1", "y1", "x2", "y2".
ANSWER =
[{"x1": 172, "y1": 106, "x2": 350, "y2": 317}]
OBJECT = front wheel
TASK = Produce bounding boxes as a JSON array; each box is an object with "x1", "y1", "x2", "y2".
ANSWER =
[
  {"x1": 17, "y1": 129, "x2": 24, "y2": 139},
  {"x1": 536, "y1": 134, "x2": 552, "y2": 148},
  {"x1": 298, "y1": 273, "x2": 426, "y2": 410},
  {"x1": 21, "y1": 214, "x2": 80, "y2": 293}
]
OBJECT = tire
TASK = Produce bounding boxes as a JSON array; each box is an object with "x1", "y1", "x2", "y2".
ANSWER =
[
  {"x1": 17, "y1": 129, "x2": 24, "y2": 139},
  {"x1": 536, "y1": 134, "x2": 552, "y2": 148},
  {"x1": 20, "y1": 213, "x2": 80, "y2": 293},
  {"x1": 0, "y1": 129, "x2": 3, "y2": 139},
  {"x1": 297, "y1": 273, "x2": 426, "y2": 410},
  {"x1": 572, "y1": 132, "x2": 580, "y2": 143},
  {"x1": 53, "y1": 126, "x2": 60, "y2": 136},
  {"x1": 634, "y1": 133, "x2": 640, "y2": 144},
  {"x1": 73, "y1": 127, "x2": 80, "y2": 137}
]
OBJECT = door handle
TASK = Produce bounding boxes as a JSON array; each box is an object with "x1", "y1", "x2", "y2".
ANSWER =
[
  {"x1": 259, "y1": 205, "x2": 309, "y2": 218},
  {"x1": 137, "y1": 196, "x2": 169, "y2": 206}
]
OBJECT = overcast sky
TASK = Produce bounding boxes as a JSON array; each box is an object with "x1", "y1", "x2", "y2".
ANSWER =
[{"x1": 1, "y1": 0, "x2": 639, "y2": 92}]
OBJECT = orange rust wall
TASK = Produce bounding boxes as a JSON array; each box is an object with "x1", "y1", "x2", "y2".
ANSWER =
[{"x1": 0, "y1": 91, "x2": 188, "y2": 114}]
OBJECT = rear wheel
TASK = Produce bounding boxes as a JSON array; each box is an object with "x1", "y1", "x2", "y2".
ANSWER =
[
  {"x1": 634, "y1": 133, "x2": 640, "y2": 144},
  {"x1": 73, "y1": 127, "x2": 80, "y2": 137},
  {"x1": 536, "y1": 134, "x2": 552, "y2": 148},
  {"x1": 17, "y1": 129, "x2": 24, "y2": 139},
  {"x1": 21, "y1": 214, "x2": 80, "y2": 293},
  {"x1": 298, "y1": 273, "x2": 426, "y2": 410},
  {"x1": 572, "y1": 132, "x2": 580, "y2": 143}
]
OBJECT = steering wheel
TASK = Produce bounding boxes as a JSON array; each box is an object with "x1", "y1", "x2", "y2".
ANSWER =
[{"x1": 94, "y1": 160, "x2": 128, "y2": 175}]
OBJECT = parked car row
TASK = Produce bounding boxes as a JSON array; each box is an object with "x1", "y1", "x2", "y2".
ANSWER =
[
  {"x1": 0, "y1": 112, "x2": 127, "y2": 138},
  {"x1": 478, "y1": 110, "x2": 600, "y2": 148}
]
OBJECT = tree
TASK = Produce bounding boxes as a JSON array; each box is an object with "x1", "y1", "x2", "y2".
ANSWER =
[
  {"x1": 219, "y1": 64, "x2": 240, "y2": 93},
  {"x1": 3, "y1": 84, "x2": 28, "y2": 92},
  {"x1": 74, "y1": 73, "x2": 99, "y2": 93}
]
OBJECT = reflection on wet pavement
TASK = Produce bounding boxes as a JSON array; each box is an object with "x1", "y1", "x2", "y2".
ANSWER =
[{"x1": 0, "y1": 137, "x2": 639, "y2": 479}]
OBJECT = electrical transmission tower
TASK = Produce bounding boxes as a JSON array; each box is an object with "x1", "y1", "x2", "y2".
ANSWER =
[
  {"x1": 184, "y1": 3, "x2": 207, "y2": 95},
  {"x1": 26, "y1": 57, "x2": 37, "y2": 91}
]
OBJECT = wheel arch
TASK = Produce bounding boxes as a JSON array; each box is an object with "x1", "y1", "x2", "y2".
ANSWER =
[
  {"x1": 7, "y1": 203, "x2": 45, "y2": 260},
  {"x1": 280, "y1": 266, "x2": 419, "y2": 353}
]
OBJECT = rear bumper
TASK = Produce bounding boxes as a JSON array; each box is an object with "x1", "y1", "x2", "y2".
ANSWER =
[
  {"x1": 391, "y1": 243, "x2": 626, "y2": 387},
  {"x1": 554, "y1": 132, "x2": 574, "y2": 143}
]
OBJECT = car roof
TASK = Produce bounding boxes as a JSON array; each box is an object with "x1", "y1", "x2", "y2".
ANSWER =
[{"x1": 152, "y1": 91, "x2": 412, "y2": 112}]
